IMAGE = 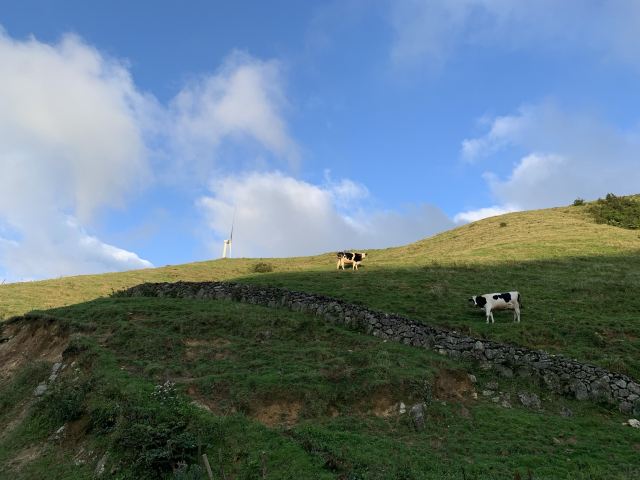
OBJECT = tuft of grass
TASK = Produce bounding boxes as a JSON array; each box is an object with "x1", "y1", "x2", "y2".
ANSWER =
[{"x1": 252, "y1": 262, "x2": 274, "y2": 273}]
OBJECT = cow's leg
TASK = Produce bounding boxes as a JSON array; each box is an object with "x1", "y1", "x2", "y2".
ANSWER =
[
  {"x1": 485, "y1": 306, "x2": 491, "y2": 324},
  {"x1": 337, "y1": 259, "x2": 341, "y2": 270},
  {"x1": 514, "y1": 305, "x2": 521, "y2": 323}
]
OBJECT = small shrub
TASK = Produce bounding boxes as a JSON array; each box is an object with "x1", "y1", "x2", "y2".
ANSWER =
[
  {"x1": 499, "y1": 222, "x2": 508, "y2": 228},
  {"x1": 252, "y1": 262, "x2": 274, "y2": 273},
  {"x1": 40, "y1": 379, "x2": 91, "y2": 424},
  {"x1": 572, "y1": 198, "x2": 585, "y2": 206},
  {"x1": 114, "y1": 396, "x2": 199, "y2": 474},
  {"x1": 89, "y1": 398, "x2": 121, "y2": 434},
  {"x1": 151, "y1": 380, "x2": 178, "y2": 404},
  {"x1": 63, "y1": 336, "x2": 92, "y2": 356}
]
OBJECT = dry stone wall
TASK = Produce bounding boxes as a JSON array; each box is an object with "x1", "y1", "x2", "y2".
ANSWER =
[{"x1": 117, "y1": 281, "x2": 640, "y2": 414}]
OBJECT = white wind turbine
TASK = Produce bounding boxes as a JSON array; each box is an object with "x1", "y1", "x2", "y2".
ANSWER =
[{"x1": 221, "y1": 209, "x2": 236, "y2": 259}]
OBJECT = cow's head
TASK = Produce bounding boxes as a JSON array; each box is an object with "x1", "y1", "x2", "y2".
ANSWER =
[{"x1": 469, "y1": 295, "x2": 487, "y2": 308}]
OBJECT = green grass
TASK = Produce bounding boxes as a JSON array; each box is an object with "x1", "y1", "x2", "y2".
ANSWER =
[
  {"x1": 2, "y1": 205, "x2": 640, "y2": 380},
  {"x1": 2, "y1": 202, "x2": 640, "y2": 477},
  {"x1": 2, "y1": 297, "x2": 639, "y2": 479}
]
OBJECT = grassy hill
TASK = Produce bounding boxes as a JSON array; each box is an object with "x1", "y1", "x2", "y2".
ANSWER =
[
  {"x1": 2, "y1": 203, "x2": 640, "y2": 376},
  {"x1": 2, "y1": 200, "x2": 640, "y2": 478}
]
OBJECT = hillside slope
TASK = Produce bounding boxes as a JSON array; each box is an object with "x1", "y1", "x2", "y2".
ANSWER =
[
  {"x1": 2, "y1": 203, "x2": 639, "y2": 377},
  {"x1": 2, "y1": 295, "x2": 639, "y2": 479},
  {"x1": 2, "y1": 204, "x2": 638, "y2": 316},
  {"x1": 2, "y1": 202, "x2": 640, "y2": 478}
]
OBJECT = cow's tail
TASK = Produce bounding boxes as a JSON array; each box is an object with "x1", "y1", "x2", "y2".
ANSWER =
[{"x1": 518, "y1": 292, "x2": 523, "y2": 309}]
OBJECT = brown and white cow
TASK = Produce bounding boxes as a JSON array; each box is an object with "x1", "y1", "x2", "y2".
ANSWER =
[
  {"x1": 336, "y1": 251, "x2": 367, "y2": 270},
  {"x1": 469, "y1": 291, "x2": 522, "y2": 324}
]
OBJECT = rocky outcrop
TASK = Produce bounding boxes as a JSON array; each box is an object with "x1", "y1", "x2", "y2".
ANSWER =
[{"x1": 116, "y1": 281, "x2": 640, "y2": 413}]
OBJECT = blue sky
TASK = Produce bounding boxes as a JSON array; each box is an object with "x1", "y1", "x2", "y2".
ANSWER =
[{"x1": 1, "y1": 1, "x2": 640, "y2": 281}]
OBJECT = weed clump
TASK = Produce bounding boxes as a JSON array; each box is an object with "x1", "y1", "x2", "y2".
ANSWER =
[
  {"x1": 252, "y1": 262, "x2": 274, "y2": 273},
  {"x1": 588, "y1": 193, "x2": 640, "y2": 229}
]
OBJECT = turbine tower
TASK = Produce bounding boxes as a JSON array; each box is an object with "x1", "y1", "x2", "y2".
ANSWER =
[{"x1": 221, "y1": 209, "x2": 235, "y2": 258}]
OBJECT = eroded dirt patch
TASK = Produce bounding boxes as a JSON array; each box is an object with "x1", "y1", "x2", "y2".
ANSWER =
[
  {"x1": 434, "y1": 369, "x2": 476, "y2": 402},
  {"x1": 367, "y1": 389, "x2": 401, "y2": 418},
  {"x1": 185, "y1": 384, "x2": 237, "y2": 416},
  {"x1": 251, "y1": 399, "x2": 303, "y2": 427},
  {"x1": 0, "y1": 317, "x2": 69, "y2": 383}
]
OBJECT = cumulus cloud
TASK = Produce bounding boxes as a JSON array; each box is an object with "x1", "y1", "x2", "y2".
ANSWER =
[
  {"x1": 389, "y1": 1, "x2": 640, "y2": 70},
  {"x1": 0, "y1": 30, "x2": 154, "y2": 281},
  {"x1": 198, "y1": 171, "x2": 453, "y2": 257},
  {"x1": 0, "y1": 217, "x2": 152, "y2": 281},
  {"x1": 461, "y1": 113, "x2": 529, "y2": 162},
  {"x1": 453, "y1": 204, "x2": 519, "y2": 224},
  {"x1": 459, "y1": 103, "x2": 640, "y2": 212},
  {"x1": 0, "y1": 30, "x2": 302, "y2": 280},
  {"x1": 170, "y1": 51, "x2": 299, "y2": 174}
]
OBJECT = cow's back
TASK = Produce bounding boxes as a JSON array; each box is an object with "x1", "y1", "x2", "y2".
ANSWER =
[{"x1": 487, "y1": 291, "x2": 519, "y2": 310}]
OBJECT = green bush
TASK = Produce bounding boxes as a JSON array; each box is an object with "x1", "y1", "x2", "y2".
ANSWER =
[
  {"x1": 40, "y1": 379, "x2": 91, "y2": 424},
  {"x1": 587, "y1": 193, "x2": 640, "y2": 229},
  {"x1": 110, "y1": 384, "x2": 202, "y2": 476},
  {"x1": 572, "y1": 198, "x2": 585, "y2": 206},
  {"x1": 252, "y1": 262, "x2": 274, "y2": 273},
  {"x1": 89, "y1": 398, "x2": 121, "y2": 434}
]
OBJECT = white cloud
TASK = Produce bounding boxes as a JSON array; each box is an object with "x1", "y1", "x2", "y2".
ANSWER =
[
  {"x1": 0, "y1": 31, "x2": 302, "y2": 280},
  {"x1": 389, "y1": 1, "x2": 640, "y2": 70},
  {"x1": 459, "y1": 103, "x2": 640, "y2": 212},
  {"x1": 198, "y1": 171, "x2": 454, "y2": 257},
  {"x1": 453, "y1": 204, "x2": 519, "y2": 224},
  {"x1": 170, "y1": 51, "x2": 299, "y2": 174},
  {"x1": 0, "y1": 217, "x2": 152, "y2": 282},
  {"x1": 0, "y1": 30, "x2": 154, "y2": 280},
  {"x1": 0, "y1": 31, "x2": 154, "y2": 220},
  {"x1": 461, "y1": 112, "x2": 528, "y2": 162}
]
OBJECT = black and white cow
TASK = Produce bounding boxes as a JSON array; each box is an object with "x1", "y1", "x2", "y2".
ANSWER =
[
  {"x1": 469, "y1": 291, "x2": 521, "y2": 324},
  {"x1": 336, "y1": 251, "x2": 367, "y2": 270}
]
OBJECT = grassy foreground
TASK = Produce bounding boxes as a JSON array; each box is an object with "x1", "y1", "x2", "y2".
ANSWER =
[{"x1": 1, "y1": 297, "x2": 638, "y2": 479}]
